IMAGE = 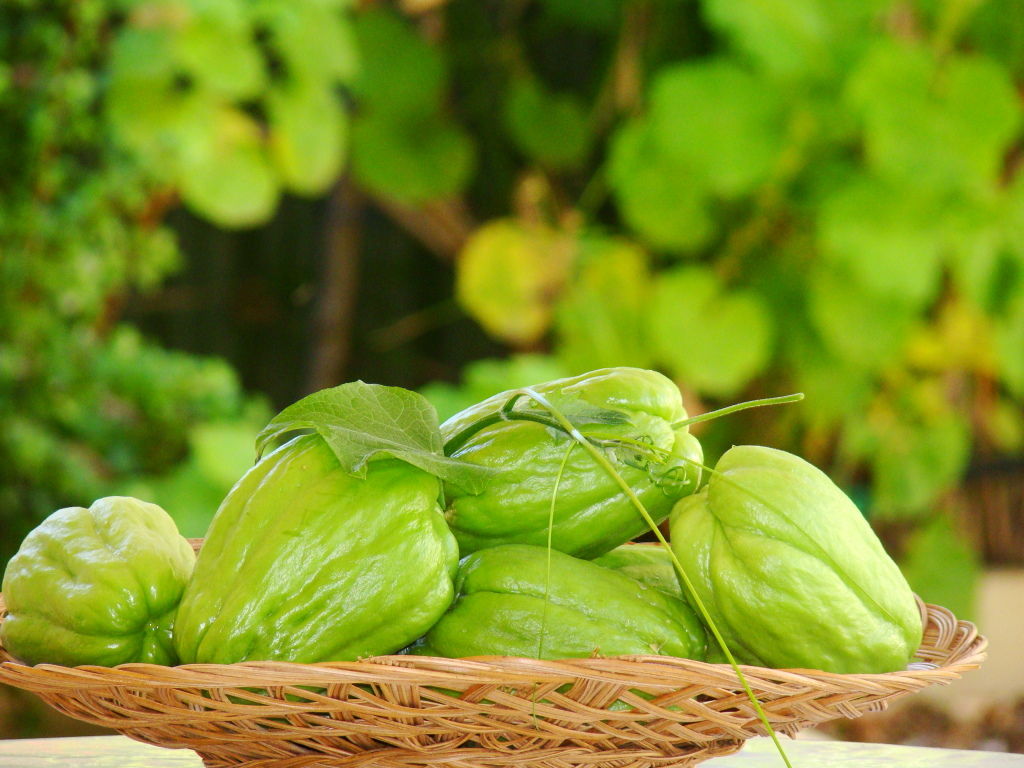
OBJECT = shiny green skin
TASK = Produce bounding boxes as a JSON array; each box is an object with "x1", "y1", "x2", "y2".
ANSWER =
[
  {"x1": 594, "y1": 544, "x2": 683, "y2": 600},
  {"x1": 441, "y1": 368, "x2": 703, "y2": 559},
  {"x1": 1, "y1": 497, "x2": 195, "y2": 667},
  {"x1": 670, "y1": 445, "x2": 923, "y2": 674},
  {"x1": 173, "y1": 434, "x2": 459, "y2": 664},
  {"x1": 420, "y1": 544, "x2": 707, "y2": 660}
]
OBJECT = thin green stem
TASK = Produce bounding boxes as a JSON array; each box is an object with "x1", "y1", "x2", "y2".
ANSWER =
[
  {"x1": 520, "y1": 387, "x2": 795, "y2": 768},
  {"x1": 672, "y1": 393, "x2": 804, "y2": 430}
]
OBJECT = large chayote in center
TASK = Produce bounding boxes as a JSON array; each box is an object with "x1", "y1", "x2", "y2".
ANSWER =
[
  {"x1": 440, "y1": 368, "x2": 703, "y2": 559},
  {"x1": 173, "y1": 434, "x2": 459, "y2": 664},
  {"x1": 419, "y1": 544, "x2": 706, "y2": 660},
  {"x1": 670, "y1": 445, "x2": 923, "y2": 673}
]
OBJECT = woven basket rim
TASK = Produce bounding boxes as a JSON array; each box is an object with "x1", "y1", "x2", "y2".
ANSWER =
[{"x1": 0, "y1": 592, "x2": 988, "y2": 693}]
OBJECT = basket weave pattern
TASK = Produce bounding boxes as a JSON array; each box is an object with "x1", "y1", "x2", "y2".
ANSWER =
[{"x1": 0, "y1": 593, "x2": 985, "y2": 768}]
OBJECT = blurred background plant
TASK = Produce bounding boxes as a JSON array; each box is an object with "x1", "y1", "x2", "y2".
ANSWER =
[{"x1": 2, "y1": 0, "x2": 1023, "y2": 670}]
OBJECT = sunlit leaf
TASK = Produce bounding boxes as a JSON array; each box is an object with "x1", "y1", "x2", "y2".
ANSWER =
[
  {"x1": 267, "y1": 82, "x2": 347, "y2": 196},
  {"x1": 847, "y1": 41, "x2": 1022, "y2": 193},
  {"x1": 254, "y1": 0, "x2": 358, "y2": 84},
  {"x1": 456, "y1": 220, "x2": 571, "y2": 346},
  {"x1": 555, "y1": 236, "x2": 652, "y2": 371},
  {"x1": 351, "y1": 110, "x2": 474, "y2": 204},
  {"x1": 608, "y1": 119, "x2": 714, "y2": 253},
  {"x1": 505, "y1": 79, "x2": 591, "y2": 170},
  {"x1": 704, "y1": 0, "x2": 887, "y2": 79},
  {"x1": 870, "y1": 389, "x2": 972, "y2": 518},
  {"x1": 818, "y1": 175, "x2": 945, "y2": 308},
  {"x1": 177, "y1": 107, "x2": 279, "y2": 228},
  {"x1": 807, "y1": 263, "x2": 917, "y2": 370},
  {"x1": 174, "y1": 1, "x2": 265, "y2": 99},
  {"x1": 649, "y1": 266, "x2": 773, "y2": 396},
  {"x1": 649, "y1": 59, "x2": 783, "y2": 196}
]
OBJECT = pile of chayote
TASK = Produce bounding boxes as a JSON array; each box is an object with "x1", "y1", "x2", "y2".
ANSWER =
[{"x1": 1, "y1": 368, "x2": 923, "y2": 674}]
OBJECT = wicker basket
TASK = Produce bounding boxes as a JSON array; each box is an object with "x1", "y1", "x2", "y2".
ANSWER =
[{"x1": 0, "y1": 585, "x2": 986, "y2": 768}]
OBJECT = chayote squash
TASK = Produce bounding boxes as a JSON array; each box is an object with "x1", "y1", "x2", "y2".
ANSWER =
[
  {"x1": 594, "y1": 543, "x2": 683, "y2": 600},
  {"x1": 418, "y1": 544, "x2": 706, "y2": 660},
  {"x1": 670, "y1": 445, "x2": 923, "y2": 673},
  {"x1": 173, "y1": 433, "x2": 459, "y2": 664},
  {"x1": 440, "y1": 368, "x2": 703, "y2": 559},
  {"x1": 1, "y1": 496, "x2": 195, "y2": 667}
]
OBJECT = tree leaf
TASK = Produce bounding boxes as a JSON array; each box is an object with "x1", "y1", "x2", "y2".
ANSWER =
[
  {"x1": 267, "y1": 81, "x2": 347, "y2": 196},
  {"x1": 177, "y1": 107, "x2": 279, "y2": 228},
  {"x1": 351, "y1": 7, "x2": 443, "y2": 115},
  {"x1": 818, "y1": 175, "x2": 945, "y2": 308},
  {"x1": 455, "y1": 220, "x2": 571, "y2": 345},
  {"x1": 870, "y1": 388, "x2": 972, "y2": 518},
  {"x1": 255, "y1": 0, "x2": 358, "y2": 84},
  {"x1": 847, "y1": 41, "x2": 1022, "y2": 193},
  {"x1": 555, "y1": 235, "x2": 653, "y2": 372},
  {"x1": 505, "y1": 79, "x2": 591, "y2": 170},
  {"x1": 807, "y1": 262, "x2": 917, "y2": 370},
  {"x1": 174, "y1": 1, "x2": 265, "y2": 99},
  {"x1": 995, "y1": 292, "x2": 1024, "y2": 399},
  {"x1": 900, "y1": 517, "x2": 978, "y2": 621},
  {"x1": 649, "y1": 59, "x2": 783, "y2": 196},
  {"x1": 608, "y1": 119, "x2": 714, "y2": 253},
  {"x1": 255, "y1": 381, "x2": 493, "y2": 493},
  {"x1": 649, "y1": 266, "x2": 774, "y2": 396},
  {"x1": 351, "y1": 109, "x2": 474, "y2": 204},
  {"x1": 703, "y1": 0, "x2": 887, "y2": 79}
]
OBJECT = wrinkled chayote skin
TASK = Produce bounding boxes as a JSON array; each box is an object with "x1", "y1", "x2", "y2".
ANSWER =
[
  {"x1": 594, "y1": 543, "x2": 683, "y2": 600},
  {"x1": 173, "y1": 434, "x2": 459, "y2": 664},
  {"x1": 440, "y1": 368, "x2": 703, "y2": 559},
  {"x1": 418, "y1": 544, "x2": 707, "y2": 660},
  {"x1": 670, "y1": 445, "x2": 923, "y2": 673},
  {"x1": 1, "y1": 497, "x2": 195, "y2": 667}
]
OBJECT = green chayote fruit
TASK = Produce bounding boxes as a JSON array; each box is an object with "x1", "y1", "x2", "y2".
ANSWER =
[
  {"x1": 440, "y1": 368, "x2": 703, "y2": 559},
  {"x1": 594, "y1": 543, "x2": 683, "y2": 600},
  {"x1": 1, "y1": 497, "x2": 195, "y2": 666},
  {"x1": 173, "y1": 434, "x2": 459, "y2": 664},
  {"x1": 419, "y1": 544, "x2": 706, "y2": 660},
  {"x1": 670, "y1": 445, "x2": 923, "y2": 673}
]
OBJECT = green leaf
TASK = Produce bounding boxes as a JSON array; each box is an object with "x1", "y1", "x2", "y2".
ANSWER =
[
  {"x1": 255, "y1": 0, "x2": 358, "y2": 84},
  {"x1": 649, "y1": 267, "x2": 774, "y2": 396},
  {"x1": 351, "y1": 7, "x2": 443, "y2": 114},
  {"x1": 807, "y1": 263, "x2": 917, "y2": 370},
  {"x1": 818, "y1": 175, "x2": 945, "y2": 308},
  {"x1": 608, "y1": 119, "x2": 714, "y2": 253},
  {"x1": 455, "y1": 220, "x2": 570, "y2": 345},
  {"x1": 901, "y1": 517, "x2": 978, "y2": 621},
  {"x1": 969, "y1": 0, "x2": 1024, "y2": 77},
  {"x1": 555, "y1": 236, "x2": 653, "y2": 372},
  {"x1": 174, "y1": 2, "x2": 265, "y2": 99},
  {"x1": 267, "y1": 82, "x2": 347, "y2": 196},
  {"x1": 704, "y1": 0, "x2": 886, "y2": 79},
  {"x1": 786, "y1": 332, "x2": 875, "y2": 431},
  {"x1": 256, "y1": 381, "x2": 493, "y2": 493},
  {"x1": 870, "y1": 392, "x2": 972, "y2": 517},
  {"x1": 847, "y1": 41, "x2": 1022, "y2": 193},
  {"x1": 995, "y1": 293, "x2": 1024, "y2": 399},
  {"x1": 351, "y1": 110, "x2": 474, "y2": 204},
  {"x1": 505, "y1": 79, "x2": 591, "y2": 170},
  {"x1": 177, "y1": 108, "x2": 279, "y2": 228},
  {"x1": 649, "y1": 59, "x2": 783, "y2": 196}
]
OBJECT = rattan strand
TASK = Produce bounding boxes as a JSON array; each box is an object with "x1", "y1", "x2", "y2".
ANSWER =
[{"x1": 0, "y1": 588, "x2": 986, "y2": 768}]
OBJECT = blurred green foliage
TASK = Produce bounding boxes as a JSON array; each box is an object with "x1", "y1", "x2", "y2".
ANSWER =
[{"x1": 4, "y1": 0, "x2": 1024, "y2": 619}]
